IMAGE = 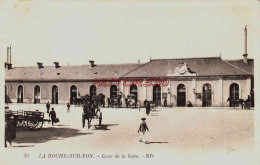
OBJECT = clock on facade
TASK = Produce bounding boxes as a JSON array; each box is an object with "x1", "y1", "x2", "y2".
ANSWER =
[{"x1": 178, "y1": 63, "x2": 187, "y2": 74}]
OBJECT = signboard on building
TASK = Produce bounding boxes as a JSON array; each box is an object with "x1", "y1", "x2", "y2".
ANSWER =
[{"x1": 162, "y1": 93, "x2": 167, "y2": 98}]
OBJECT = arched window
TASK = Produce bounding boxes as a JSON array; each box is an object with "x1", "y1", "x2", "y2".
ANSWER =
[
  {"x1": 17, "y1": 85, "x2": 24, "y2": 103},
  {"x1": 177, "y1": 84, "x2": 186, "y2": 107},
  {"x1": 153, "y1": 84, "x2": 161, "y2": 106},
  {"x1": 52, "y1": 85, "x2": 58, "y2": 104},
  {"x1": 90, "y1": 85, "x2": 96, "y2": 99},
  {"x1": 70, "y1": 85, "x2": 78, "y2": 104},
  {"x1": 202, "y1": 83, "x2": 212, "y2": 107},
  {"x1": 130, "y1": 84, "x2": 138, "y2": 103},
  {"x1": 34, "y1": 85, "x2": 41, "y2": 104},
  {"x1": 110, "y1": 85, "x2": 118, "y2": 99},
  {"x1": 230, "y1": 83, "x2": 239, "y2": 107}
]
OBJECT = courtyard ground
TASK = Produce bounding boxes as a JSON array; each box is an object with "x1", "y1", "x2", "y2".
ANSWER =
[{"x1": 2, "y1": 104, "x2": 255, "y2": 165}]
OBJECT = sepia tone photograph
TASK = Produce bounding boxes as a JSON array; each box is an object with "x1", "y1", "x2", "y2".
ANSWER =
[{"x1": 0, "y1": 0, "x2": 259, "y2": 165}]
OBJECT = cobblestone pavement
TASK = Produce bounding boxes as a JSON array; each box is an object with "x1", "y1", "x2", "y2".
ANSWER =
[{"x1": 3, "y1": 104, "x2": 255, "y2": 165}]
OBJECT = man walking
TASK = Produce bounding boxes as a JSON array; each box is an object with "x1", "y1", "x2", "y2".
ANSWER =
[
  {"x1": 146, "y1": 102, "x2": 150, "y2": 116},
  {"x1": 138, "y1": 118, "x2": 149, "y2": 144},
  {"x1": 49, "y1": 108, "x2": 56, "y2": 126},
  {"x1": 164, "y1": 98, "x2": 167, "y2": 107},
  {"x1": 46, "y1": 101, "x2": 50, "y2": 113},
  {"x1": 67, "y1": 103, "x2": 70, "y2": 113}
]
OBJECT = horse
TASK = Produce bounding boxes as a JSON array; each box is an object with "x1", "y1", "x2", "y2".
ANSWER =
[
  {"x1": 82, "y1": 103, "x2": 95, "y2": 129},
  {"x1": 227, "y1": 97, "x2": 245, "y2": 109},
  {"x1": 82, "y1": 94, "x2": 104, "y2": 128}
]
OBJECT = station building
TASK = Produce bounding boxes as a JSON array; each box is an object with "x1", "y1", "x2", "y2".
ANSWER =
[
  {"x1": 4, "y1": 55, "x2": 254, "y2": 108},
  {"x1": 4, "y1": 27, "x2": 254, "y2": 107}
]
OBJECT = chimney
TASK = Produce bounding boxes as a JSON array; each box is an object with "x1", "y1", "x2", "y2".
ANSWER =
[
  {"x1": 53, "y1": 62, "x2": 60, "y2": 68},
  {"x1": 243, "y1": 25, "x2": 248, "y2": 64},
  {"x1": 89, "y1": 60, "x2": 95, "y2": 68},
  {"x1": 10, "y1": 46, "x2": 12, "y2": 64},
  {"x1": 37, "y1": 62, "x2": 43, "y2": 68},
  {"x1": 5, "y1": 63, "x2": 12, "y2": 69},
  {"x1": 7, "y1": 47, "x2": 9, "y2": 63}
]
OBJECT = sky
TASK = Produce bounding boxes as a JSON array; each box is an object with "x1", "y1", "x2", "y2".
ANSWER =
[{"x1": 0, "y1": 0, "x2": 259, "y2": 67}]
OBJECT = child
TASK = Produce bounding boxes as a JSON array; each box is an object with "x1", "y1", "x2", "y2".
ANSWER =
[{"x1": 138, "y1": 118, "x2": 150, "y2": 144}]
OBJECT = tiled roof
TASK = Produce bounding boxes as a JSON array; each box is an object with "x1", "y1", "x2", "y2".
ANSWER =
[
  {"x1": 122, "y1": 57, "x2": 252, "y2": 78},
  {"x1": 5, "y1": 63, "x2": 141, "y2": 81},
  {"x1": 225, "y1": 59, "x2": 254, "y2": 75}
]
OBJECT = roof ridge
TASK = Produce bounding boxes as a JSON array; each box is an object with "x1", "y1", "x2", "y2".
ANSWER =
[
  {"x1": 151, "y1": 57, "x2": 221, "y2": 61},
  {"x1": 223, "y1": 60, "x2": 251, "y2": 75},
  {"x1": 7, "y1": 63, "x2": 143, "y2": 68},
  {"x1": 225, "y1": 59, "x2": 254, "y2": 62}
]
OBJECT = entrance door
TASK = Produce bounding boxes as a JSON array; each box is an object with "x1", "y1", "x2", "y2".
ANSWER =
[
  {"x1": 90, "y1": 85, "x2": 96, "y2": 100},
  {"x1": 202, "y1": 84, "x2": 212, "y2": 107},
  {"x1": 110, "y1": 85, "x2": 117, "y2": 98},
  {"x1": 52, "y1": 85, "x2": 58, "y2": 104},
  {"x1": 229, "y1": 83, "x2": 239, "y2": 107},
  {"x1": 34, "y1": 85, "x2": 41, "y2": 104},
  {"x1": 17, "y1": 85, "x2": 23, "y2": 103},
  {"x1": 177, "y1": 84, "x2": 186, "y2": 106},
  {"x1": 70, "y1": 85, "x2": 77, "y2": 104},
  {"x1": 130, "y1": 84, "x2": 138, "y2": 103},
  {"x1": 153, "y1": 84, "x2": 161, "y2": 106}
]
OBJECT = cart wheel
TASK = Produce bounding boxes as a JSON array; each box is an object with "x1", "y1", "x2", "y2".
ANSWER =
[
  {"x1": 27, "y1": 117, "x2": 43, "y2": 130},
  {"x1": 99, "y1": 112, "x2": 102, "y2": 126},
  {"x1": 17, "y1": 120, "x2": 25, "y2": 127}
]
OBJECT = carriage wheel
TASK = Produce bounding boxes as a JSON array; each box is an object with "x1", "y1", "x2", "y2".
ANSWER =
[
  {"x1": 17, "y1": 120, "x2": 25, "y2": 127},
  {"x1": 27, "y1": 117, "x2": 43, "y2": 130}
]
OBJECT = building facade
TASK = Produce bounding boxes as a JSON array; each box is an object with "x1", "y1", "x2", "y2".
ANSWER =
[{"x1": 5, "y1": 56, "x2": 254, "y2": 107}]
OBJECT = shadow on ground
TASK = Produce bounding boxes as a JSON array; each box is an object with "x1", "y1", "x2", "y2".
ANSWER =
[
  {"x1": 93, "y1": 124, "x2": 118, "y2": 131},
  {"x1": 146, "y1": 141, "x2": 168, "y2": 144},
  {"x1": 11, "y1": 145, "x2": 35, "y2": 148},
  {"x1": 13, "y1": 127, "x2": 92, "y2": 144}
]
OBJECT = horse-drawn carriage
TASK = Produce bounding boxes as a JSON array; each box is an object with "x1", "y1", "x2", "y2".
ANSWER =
[
  {"x1": 5, "y1": 109, "x2": 50, "y2": 130},
  {"x1": 126, "y1": 94, "x2": 137, "y2": 108},
  {"x1": 110, "y1": 95, "x2": 122, "y2": 108},
  {"x1": 144, "y1": 100, "x2": 157, "y2": 111},
  {"x1": 227, "y1": 97, "x2": 251, "y2": 109},
  {"x1": 82, "y1": 94, "x2": 104, "y2": 128}
]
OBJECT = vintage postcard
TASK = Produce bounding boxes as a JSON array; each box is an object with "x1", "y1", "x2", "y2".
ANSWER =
[{"x1": 0, "y1": 0, "x2": 259, "y2": 165}]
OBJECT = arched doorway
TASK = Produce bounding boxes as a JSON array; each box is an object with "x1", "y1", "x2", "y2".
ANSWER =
[
  {"x1": 70, "y1": 85, "x2": 77, "y2": 104},
  {"x1": 229, "y1": 83, "x2": 239, "y2": 107},
  {"x1": 110, "y1": 85, "x2": 117, "y2": 98},
  {"x1": 34, "y1": 85, "x2": 41, "y2": 104},
  {"x1": 177, "y1": 84, "x2": 186, "y2": 107},
  {"x1": 90, "y1": 85, "x2": 96, "y2": 100},
  {"x1": 52, "y1": 85, "x2": 58, "y2": 104},
  {"x1": 130, "y1": 84, "x2": 138, "y2": 103},
  {"x1": 153, "y1": 84, "x2": 161, "y2": 106},
  {"x1": 202, "y1": 83, "x2": 212, "y2": 107},
  {"x1": 17, "y1": 85, "x2": 23, "y2": 103}
]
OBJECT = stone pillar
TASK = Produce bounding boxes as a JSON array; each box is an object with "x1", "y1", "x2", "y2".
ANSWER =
[
  {"x1": 167, "y1": 80, "x2": 171, "y2": 107},
  {"x1": 246, "y1": 77, "x2": 251, "y2": 99},
  {"x1": 218, "y1": 78, "x2": 223, "y2": 107},
  {"x1": 120, "y1": 80, "x2": 126, "y2": 107},
  {"x1": 143, "y1": 79, "x2": 147, "y2": 106},
  {"x1": 192, "y1": 78, "x2": 196, "y2": 106}
]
